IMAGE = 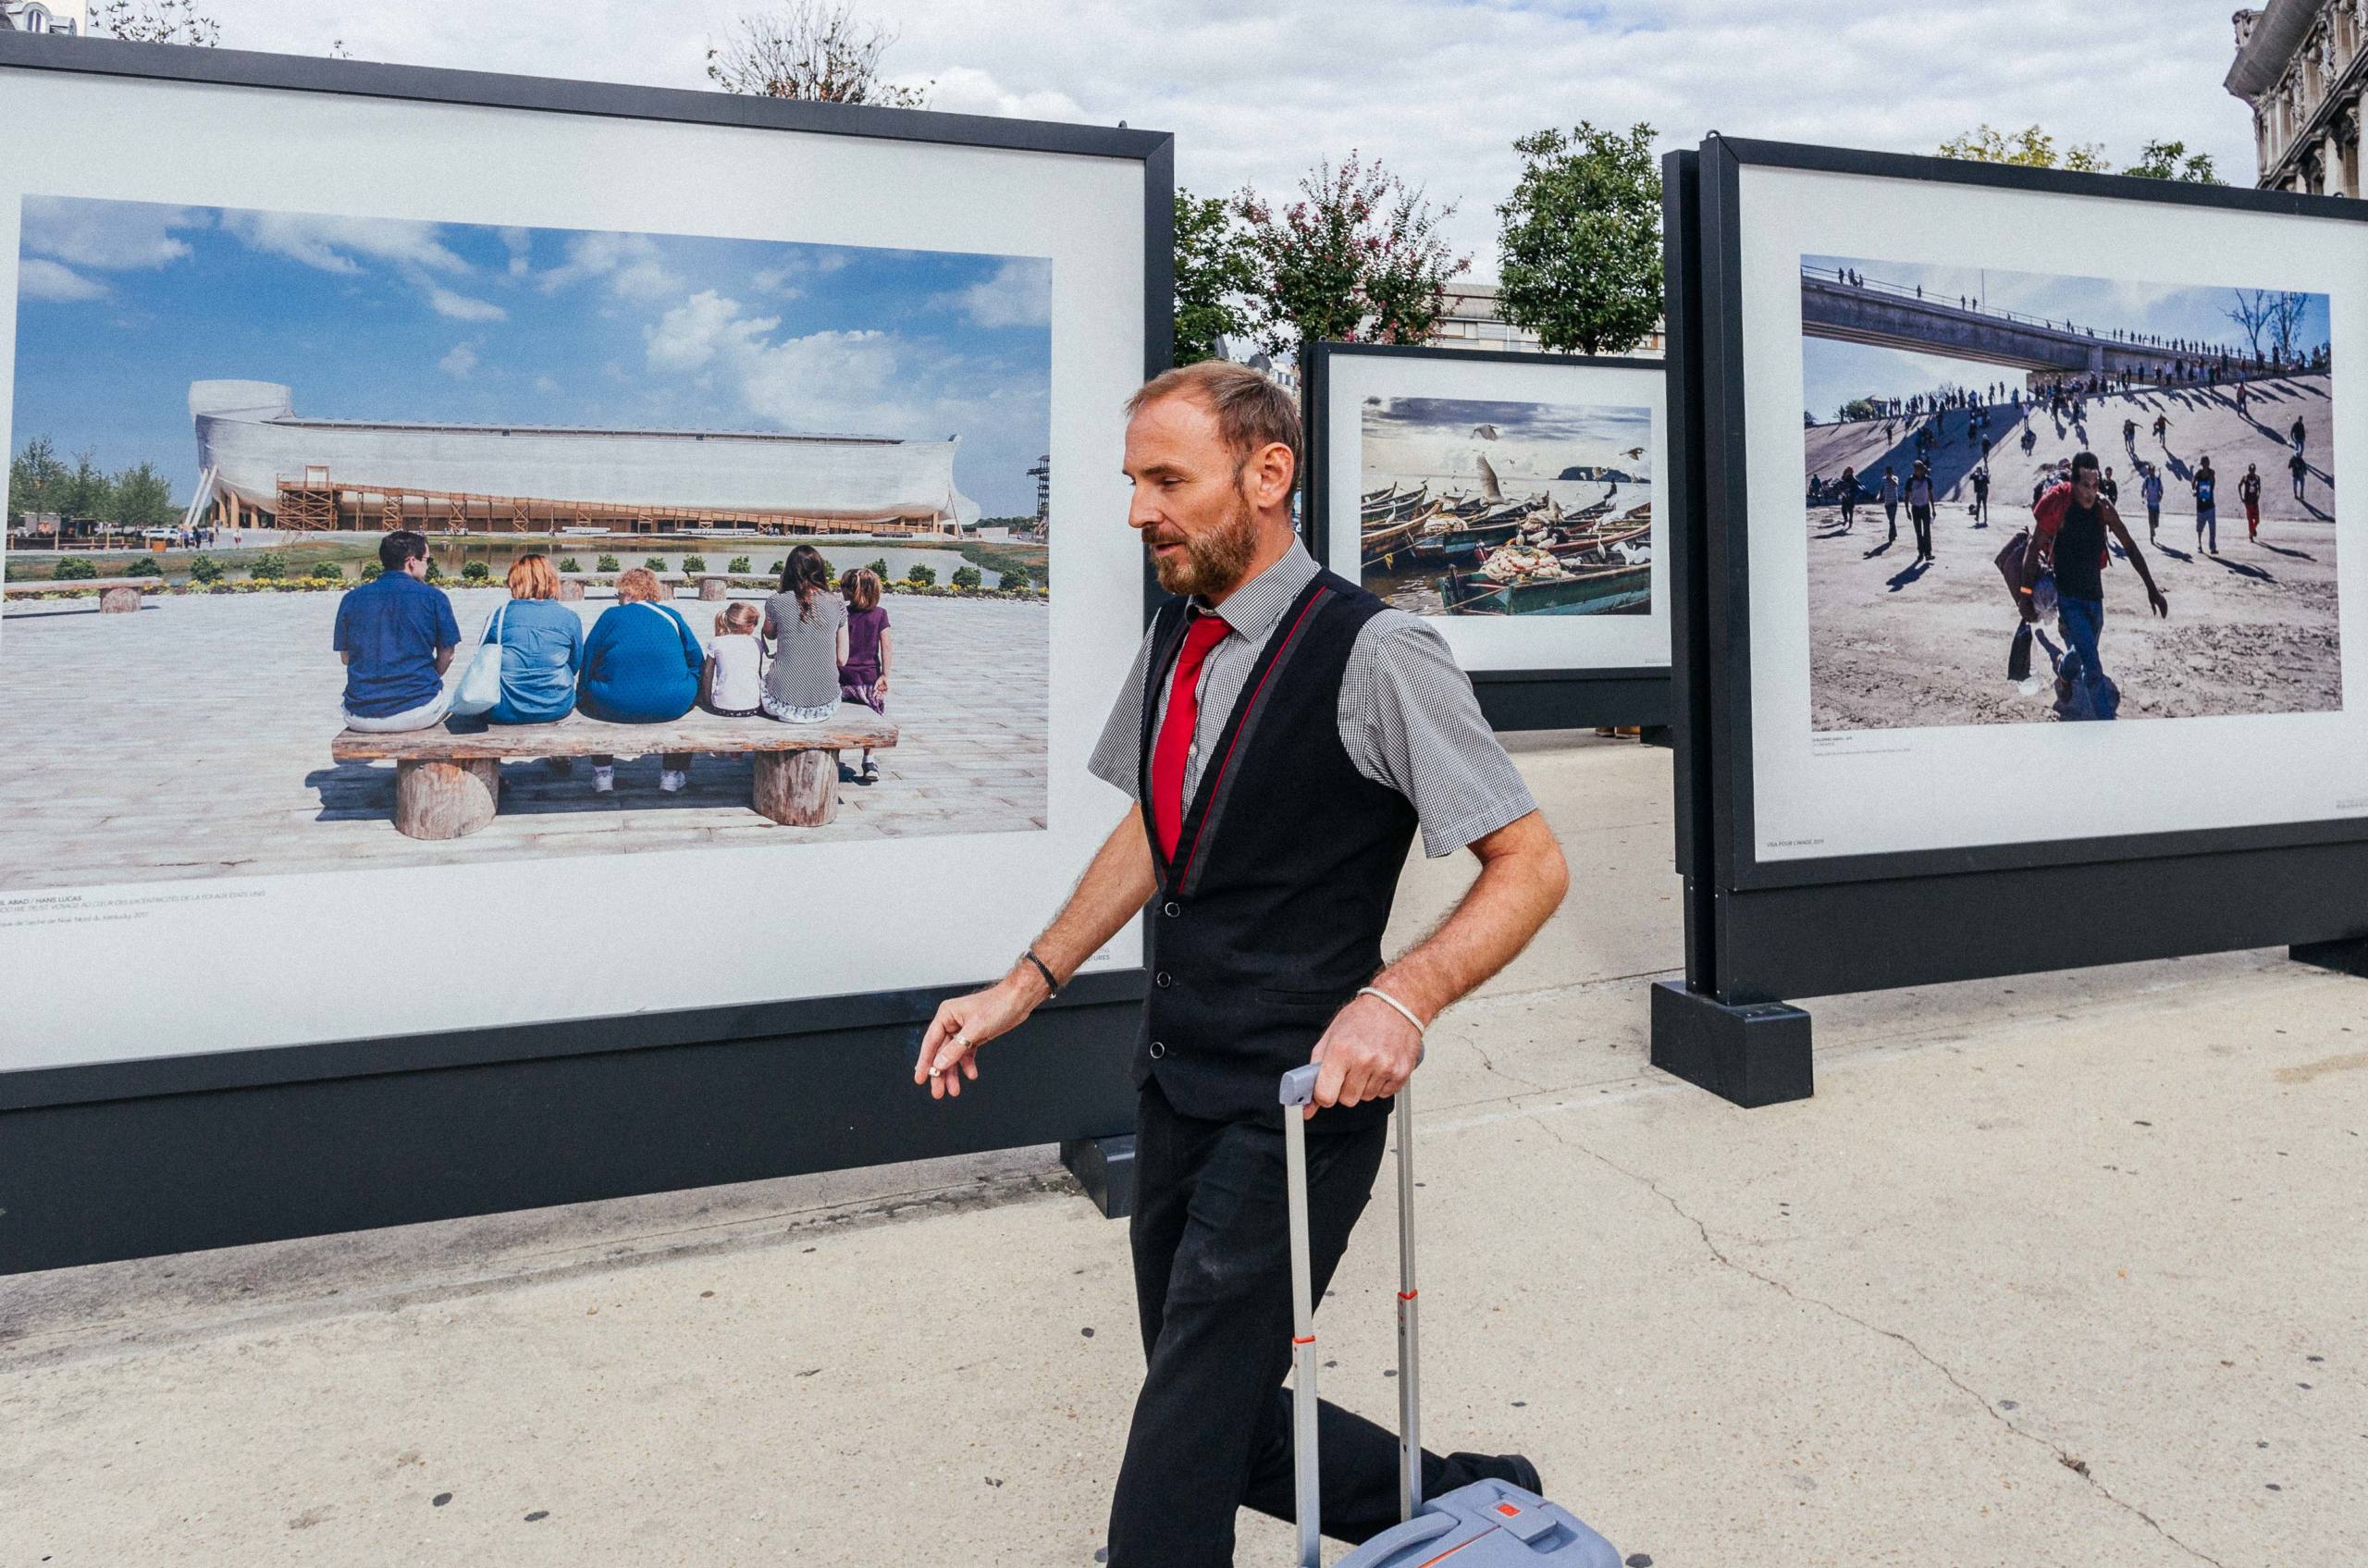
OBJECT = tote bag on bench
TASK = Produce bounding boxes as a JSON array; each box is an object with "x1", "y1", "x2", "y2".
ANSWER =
[{"x1": 450, "y1": 601, "x2": 510, "y2": 718}]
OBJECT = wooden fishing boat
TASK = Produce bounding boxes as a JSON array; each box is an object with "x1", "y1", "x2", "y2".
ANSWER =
[
  {"x1": 1440, "y1": 560, "x2": 1651, "y2": 616},
  {"x1": 1360, "y1": 482, "x2": 1430, "y2": 525},
  {"x1": 1360, "y1": 512, "x2": 1430, "y2": 565}
]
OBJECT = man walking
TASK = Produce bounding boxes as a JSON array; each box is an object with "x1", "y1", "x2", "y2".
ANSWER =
[
  {"x1": 2239, "y1": 462, "x2": 2263, "y2": 542},
  {"x1": 2021, "y1": 452, "x2": 2169, "y2": 722},
  {"x1": 2140, "y1": 463, "x2": 2164, "y2": 542},
  {"x1": 1970, "y1": 464, "x2": 1991, "y2": 526},
  {"x1": 334, "y1": 529, "x2": 459, "y2": 732},
  {"x1": 2193, "y1": 455, "x2": 2220, "y2": 555},
  {"x1": 2289, "y1": 447, "x2": 2310, "y2": 507},
  {"x1": 1906, "y1": 458, "x2": 1937, "y2": 562},
  {"x1": 1880, "y1": 464, "x2": 1900, "y2": 540},
  {"x1": 914, "y1": 362, "x2": 1568, "y2": 1567}
]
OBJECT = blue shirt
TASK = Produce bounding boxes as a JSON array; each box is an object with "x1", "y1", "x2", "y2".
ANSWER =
[
  {"x1": 486, "y1": 598, "x2": 587, "y2": 725},
  {"x1": 579, "y1": 600, "x2": 703, "y2": 722},
  {"x1": 334, "y1": 571, "x2": 461, "y2": 719}
]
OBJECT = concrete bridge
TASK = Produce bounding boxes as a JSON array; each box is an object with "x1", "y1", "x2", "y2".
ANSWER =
[{"x1": 1802, "y1": 272, "x2": 2196, "y2": 384}]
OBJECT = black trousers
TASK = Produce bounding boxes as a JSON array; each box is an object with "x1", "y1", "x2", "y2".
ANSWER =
[
  {"x1": 1106, "y1": 1078, "x2": 1494, "y2": 1566},
  {"x1": 1910, "y1": 504, "x2": 1934, "y2": 558}
]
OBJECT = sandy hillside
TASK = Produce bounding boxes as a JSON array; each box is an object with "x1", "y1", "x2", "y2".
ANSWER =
[{"x1": 1806, "y1": 375, "x2": 2335, "y2": 525}]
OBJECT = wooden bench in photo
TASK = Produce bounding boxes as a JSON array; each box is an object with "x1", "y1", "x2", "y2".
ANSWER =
[
  {"x1": 3, "y1": 578, "x2": 160, "y2": 613},
  {"x1": 331, "y1": 709, "x2": 899, "y2": 840}
]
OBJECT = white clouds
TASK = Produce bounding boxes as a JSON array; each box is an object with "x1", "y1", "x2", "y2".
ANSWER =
[
  {"x1": 429, "y1": 286, "x2": 510, "y2": 321},
  {"x1": 640, "y1": 288, "x2": 910, "y2": 433},
  {"x1": 218, "y1": 210, "x2": 469, "y2": 276},
  {"x1": 499, "y1": 226, "x2": 534, "y2": 277},
  {"x1": 941, "y1": 257, "x2": 1051, "y2": 329},
  {"x1": 438, "y1": 341, "x2": 481, "y2": 378},
  {"x1": 21, "y1": 197, "x2": 206, "y2": 270},
  {"x1": 534, "y1": 373, "x2": 561, "y2": 394},
  {"x1": 537, "y1": 231, "x2": 684, "y2": 301},
  {"x1": 645, "y1": 289, "x2": 777, "y2": 372},
  {"x1": 18, "y1": 259, "x2": 110, "y2": 302}
]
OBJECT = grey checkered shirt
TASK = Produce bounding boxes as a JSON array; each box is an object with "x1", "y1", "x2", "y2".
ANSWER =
[{"x1": 1087, "y1": 540, "x2": 1537, "y2": 858}]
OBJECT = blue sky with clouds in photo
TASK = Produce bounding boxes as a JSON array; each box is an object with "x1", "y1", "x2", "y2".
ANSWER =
[
  {"x1": 1801, "y1": 253, "x2": 2333, "y2": 421},
  {"x1": 11, "y1": 196, "x2": 1052, "y2": 514}
]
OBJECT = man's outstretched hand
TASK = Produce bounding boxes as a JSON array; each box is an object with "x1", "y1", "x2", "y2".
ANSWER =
[
  {"x1": 1302, "y1": 993, "x2": 1424, "y2": 1121},
  {"x1": 914, "y1": 975, "x2": 1042, "y2": 1100}
]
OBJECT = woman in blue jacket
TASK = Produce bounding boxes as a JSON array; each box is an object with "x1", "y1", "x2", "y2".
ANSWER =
[{"x1": 579, "y1": 566, "x2": 704, "y2": 794}]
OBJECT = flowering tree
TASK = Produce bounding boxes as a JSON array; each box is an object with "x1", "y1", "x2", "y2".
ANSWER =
[
  {"x1": 1233, "y1": 154, "x2": 1470, "y2": 362},
  {"x1": 707, "y1": 1, "x2": 931, "y2": 106},
  {"x1": 1494, "y1": 122, "x2": 1662, "y2": 357}
]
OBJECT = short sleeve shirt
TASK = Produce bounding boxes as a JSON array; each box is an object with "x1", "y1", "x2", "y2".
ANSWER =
[
  {"x1": 334, "y1": 571, "x2": 460, "y2": 718},
  {"x1": 1087, "y1": 542, "x2": 1537, "y2": 858}
]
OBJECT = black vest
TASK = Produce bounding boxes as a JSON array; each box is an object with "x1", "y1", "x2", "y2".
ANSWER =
[{"x1": 1134, "y1": 570, "x2": 1421, "y2": 1130}]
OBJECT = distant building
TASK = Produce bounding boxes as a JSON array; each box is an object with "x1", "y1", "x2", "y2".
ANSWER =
[
  {"x1": 2227, "y1": 1, "x2": 2368, "y2": 195},
  {"x1": 0, "y1": 1, "x2": 90, "y2": 35},
  {"x1": 1428, "y1": 281, "x2": 1665, "y2": 358},
  {"x1": 1027, "y1": 453, "x2": 1050, "y2": 526}
]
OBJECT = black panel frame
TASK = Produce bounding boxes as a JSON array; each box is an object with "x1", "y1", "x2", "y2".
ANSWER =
[
  {"x1": 1661, "y1": 134, "x2": 2368, "y2": 1066},
  {"x1": 1301, "y1": 340, "x2": 1673, "y2": 732},
  {"x1": 0, "y1": 35, "x2": 1172, "y2": 1270}
]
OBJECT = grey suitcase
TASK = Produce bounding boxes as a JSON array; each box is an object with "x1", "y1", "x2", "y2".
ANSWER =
[{"x1": 1279, "y1": 1065, "x2": 1622, "y2": 1567}]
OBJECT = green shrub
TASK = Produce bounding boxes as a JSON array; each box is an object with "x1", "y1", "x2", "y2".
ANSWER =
[
  {"x1": 767, "y1": 559, "x2": 785, "y2": 576},
  {"x1": 682, "y1": 553, "x2": 708, "y2": 573},
  {"x1": 461, "y1": 560, "x2": 490, "y2": 581},
  {"x1": 310, "y1": 560, "x2": 344, "y2": 581},
  {"x1": 727, "y1": 556, "x2": 751, "y2": 574},
  {"x1": 359, "y1": 562, "x2": 383, "y2": 582},
  {"x1": 188, "y1": 553, "x2": 224, "y2": 584},
  {"x1": 126, "y1": 555, "x2": 164, "y2": 578},
  {"x1": 597, "y1": 554, "x2": 620, "y2": 573},
  {"x1": 866, "y1": 557, "x2": 890, "y2": 579},
  {"x1": 250, "y1": 549, "x2": 290, "y2": 580},
  {"x1": 997, "y1": 568, "x2": 1030, "y2": 591},
  {"x1": 422, "y1": 558, "x2": 443, "y2": 582},
  {"x1": 905, "y1": 563, "x2": 936, "y2": 587},
  {"x1": 951, "y1": 565, "x2": 982, "y2": 590},
  {"x1": 558, "y1": 556, "x2": 581, "y2": 573},
  {"x1": 53, "y1": 557, "x2": 98, "y2": 581},
  {"x1": 644, "y1": 556, "x2": 667, "y2": 572}
]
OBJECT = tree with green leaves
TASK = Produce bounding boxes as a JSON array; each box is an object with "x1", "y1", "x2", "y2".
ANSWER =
[
  {"x1": 1494, "y1": 122, "x2": 1663, "y2": 357},
  {"x1": 107, "y1": 463, "x2": 177, "y2": 527},
  {"x1": 7, "y1": 434, "x2": 68, "y2": 524},
  {"x1": 1234, "y1": 153, "x2": 1470, "y2": 360},
  {"x1": 1939, "y1": 124, "x2": 2109, "y2": 173},
  {"x1": 2125, "y1": 140, "x2": 2222, "y2": 184},
  {"x1": 1173, "y1": 190, "x2": 1258, "y2": 365},
  {"x1": 58, "y1": 450, "x2": 111, "y2": 522},
  {"x1": 91, "y1": 0, "x2": 220, "y2": 45},
  {"x1": 707, "y1": 1, "x2": 930, "y2": 106}
]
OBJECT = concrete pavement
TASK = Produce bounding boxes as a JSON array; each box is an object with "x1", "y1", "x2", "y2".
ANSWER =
[{"x1": 3, "y1": 735, "x2": 2364, "y2": 1566}]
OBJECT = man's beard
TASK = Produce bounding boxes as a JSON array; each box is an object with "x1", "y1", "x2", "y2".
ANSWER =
[{"x1": 1149, "y1": 496, "x2": 1260, "y2": 598}]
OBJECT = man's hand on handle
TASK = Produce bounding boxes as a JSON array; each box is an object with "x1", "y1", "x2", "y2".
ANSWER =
[{"x1": 1302, "y1": 993, "x2": 1424, "y2": 1120}]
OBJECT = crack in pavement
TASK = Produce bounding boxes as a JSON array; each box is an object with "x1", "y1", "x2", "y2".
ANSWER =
[{"x1": 1526, "y1": 1117, "x2": 2233, "y2": 1568}]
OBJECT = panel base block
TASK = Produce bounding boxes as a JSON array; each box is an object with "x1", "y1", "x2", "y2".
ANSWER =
[
  {"x1": 1058, "y1": 1132, "x2": 1137, "y2": 1218},
  {"x1": 2291, "y1": 936, "x2": 2368, "y2": 980},
  {"x1": 1649, "y1": 981, "x2": 1814, "y2": 1107}
]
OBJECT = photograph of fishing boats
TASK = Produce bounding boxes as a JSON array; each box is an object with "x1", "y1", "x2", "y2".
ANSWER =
[{"x1": 1357, "y1": 395, "x2": 1654, "y2": 618}]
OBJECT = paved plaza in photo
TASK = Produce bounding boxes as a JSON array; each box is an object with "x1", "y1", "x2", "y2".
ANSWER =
[{"x1": 0, "y1": 586, "x2": 1048, "y2": 894}]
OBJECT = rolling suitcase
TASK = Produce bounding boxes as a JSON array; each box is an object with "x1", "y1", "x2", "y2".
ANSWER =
[{"x1": 1278, "y1": 1065, "x2": 1623, "y2": 1567}]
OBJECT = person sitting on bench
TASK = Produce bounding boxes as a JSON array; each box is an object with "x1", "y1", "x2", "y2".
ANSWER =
[
  {"x1": 579, "y1": 566, "x2": 704, "y2": 795},
  {"x1": 335, "y1": 529, "x2": 459, "y2": 734}
]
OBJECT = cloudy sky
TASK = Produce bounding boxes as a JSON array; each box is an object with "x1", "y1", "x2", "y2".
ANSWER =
[
  {"x1": 1800, "y1": 253, "x2": 2332, "y2": 418},
  {"x1": 12, "y1": 197, "x2": 1051, "y2": 513},
  {"x1": 166, "y1": 0, "x2": 2261, "y2": 270},
  {"x1": 1363, "y1": 395, "x2": 1653, "y2": 487}
]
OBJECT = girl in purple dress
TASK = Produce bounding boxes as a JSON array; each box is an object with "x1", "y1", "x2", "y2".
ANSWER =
[{"x1": 837, "y1": 567, "x2": 892, "y2": 785}]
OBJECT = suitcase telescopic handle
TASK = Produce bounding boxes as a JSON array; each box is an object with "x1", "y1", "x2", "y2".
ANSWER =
[{"x1": 1279, "y1": 1062, "x2": 1423, "y2": 1567}]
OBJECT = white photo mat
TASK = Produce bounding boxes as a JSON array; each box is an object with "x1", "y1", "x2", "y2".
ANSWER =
[
  {"x1": 1736, "y1": 162, "x2": 2368, "y2": 865},
  {"x1": 1320, "y1": 350, "x2": 1671, "y2": 673},
  {"x1": 0, "y1": 67, "x2": 1149, "y2": 1072}
]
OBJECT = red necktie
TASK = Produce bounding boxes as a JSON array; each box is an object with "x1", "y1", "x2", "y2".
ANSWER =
[{"x1": 1150, "y1": 613, "x2": 1231, "y2": 862}]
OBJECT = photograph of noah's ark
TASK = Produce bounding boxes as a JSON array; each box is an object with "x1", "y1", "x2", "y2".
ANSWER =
[
  {"x1": 1, "y1": 195, "x2": 1054, "y2": 892},
  {"x1": 1358, "y1": 394, "x2": 1654, "y2": 619}
]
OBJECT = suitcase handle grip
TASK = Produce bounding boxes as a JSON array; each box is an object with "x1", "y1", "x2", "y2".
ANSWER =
[
  {"x1": 1278, "y1": 1064, "x2": 1320, "y2": 1105},
  {"x1": 1349, "y1": 1511, "x2": 1458, "y2": 1561}
]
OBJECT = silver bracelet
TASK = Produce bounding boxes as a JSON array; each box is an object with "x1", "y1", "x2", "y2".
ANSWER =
[{"x1": 1356, "y1": 984, "x2": 1427, "y2": 1038}]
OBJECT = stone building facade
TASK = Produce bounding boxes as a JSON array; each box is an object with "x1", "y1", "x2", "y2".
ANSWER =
[{"x1": 2228, "y1": 1, "x2": 2368, "y2": 194}]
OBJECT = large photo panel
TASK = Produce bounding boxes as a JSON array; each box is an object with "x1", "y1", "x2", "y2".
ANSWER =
[
  {"x1": 1734, "y1": 158, "x2": 2368, "y2": 866},
  {"x1": 0, "y1": 60, "x2": 1153, "y2": 1073},
  {"x1": 1320, "y1": 347, "x2": 1670, "y2": 673}
]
